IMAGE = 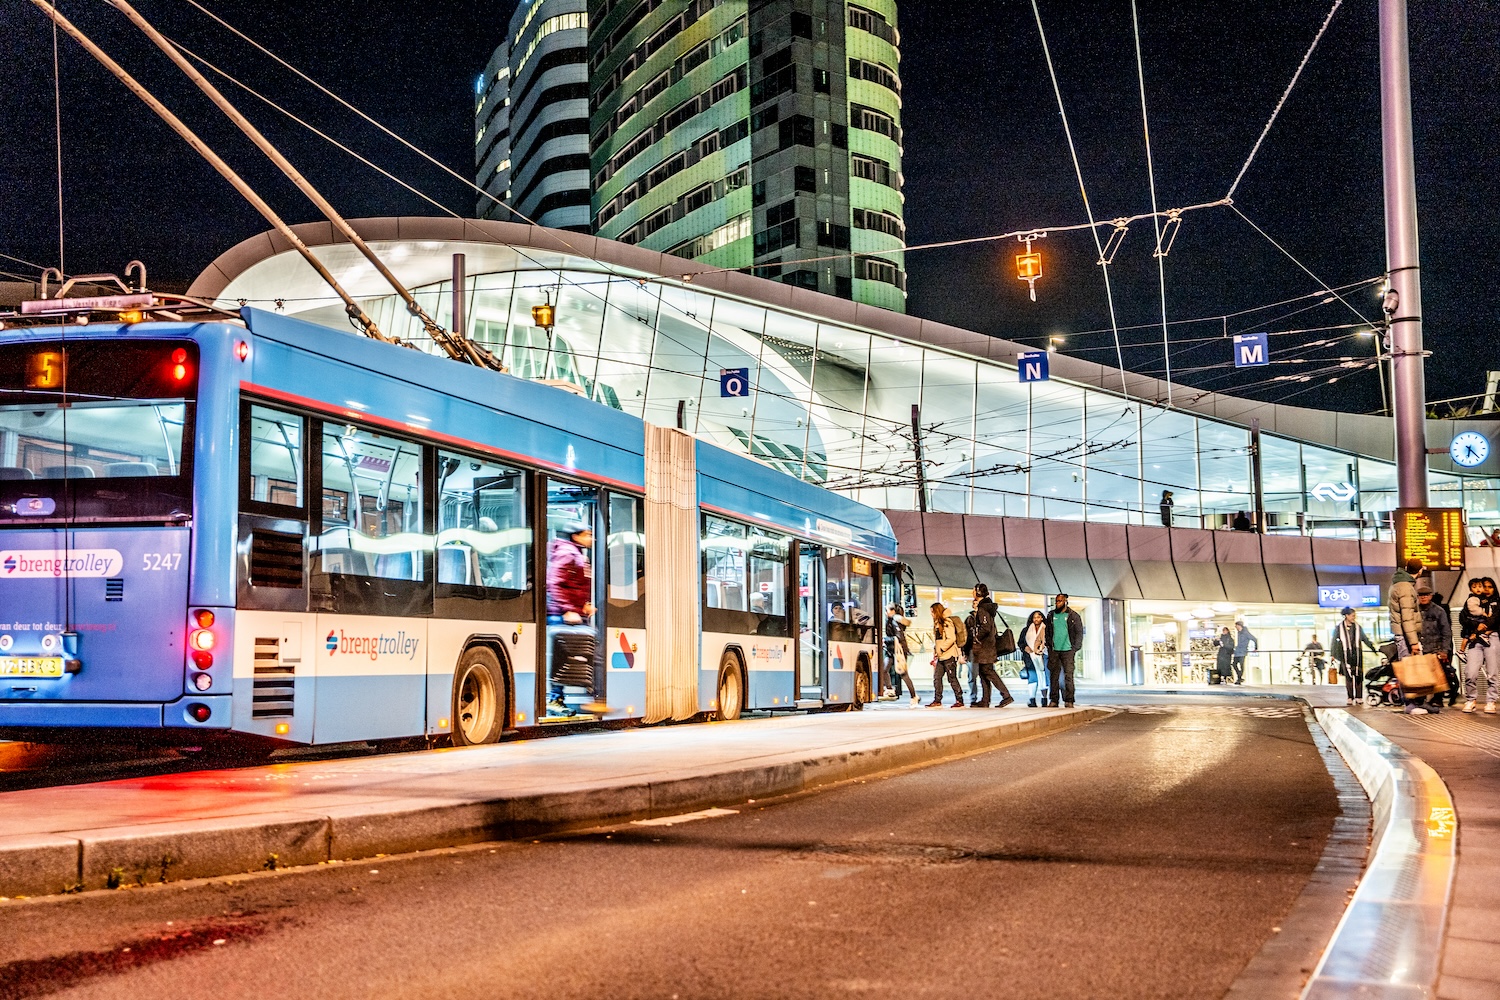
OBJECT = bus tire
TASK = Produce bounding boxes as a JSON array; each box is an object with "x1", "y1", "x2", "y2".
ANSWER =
[
  {"x1": 715, "y1": 652, "x2": 745, "y2": 722},
  {"x1": 452, "y1": 646, "x2": 507, "y2": 746},
  {"x1": 852, "y1": 659, "x2": 872, "y2": 711}
]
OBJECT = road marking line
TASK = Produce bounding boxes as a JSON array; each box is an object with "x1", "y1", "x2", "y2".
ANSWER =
[{"x1": 632, "y1": 807, "x2": 739, "y2": 827}]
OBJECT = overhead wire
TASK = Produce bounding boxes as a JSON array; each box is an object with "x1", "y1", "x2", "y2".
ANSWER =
[
  {"x1": 1030, "y1": 0, "x2": 1129, "y2": 397},
  {"x1": 1130, "y1": 0, "x2": 1173, "y2": 406},
  {"x1": 51, "y1": 10, "x2": 65, "y2": 276}
]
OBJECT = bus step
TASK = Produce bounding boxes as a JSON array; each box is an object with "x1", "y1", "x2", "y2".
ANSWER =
[{"x1": 795, "y1": 699, "x2": 824, "y2": 709}]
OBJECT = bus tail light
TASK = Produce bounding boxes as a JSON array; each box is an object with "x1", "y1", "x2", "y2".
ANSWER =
[
  {"x1": 192, "y1": 672, "x2": 213, "y2": 691},
  {"x1": 190, "y1": 629, "x2": 215, "y2": 652},
  {"x1": 193, "y1": 609, "x2": 216, "y2": 628},
  {"x1": 191, "y1": 650, "x2": 213, "y2": 670},
  {"x1": 188, "y1": 703, "x2": 211, "y2": 722}
]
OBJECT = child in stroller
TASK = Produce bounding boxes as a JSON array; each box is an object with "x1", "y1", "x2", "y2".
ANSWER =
[{"x1": 1364, "y1": 651, "x2": 1404, "y2": 707}]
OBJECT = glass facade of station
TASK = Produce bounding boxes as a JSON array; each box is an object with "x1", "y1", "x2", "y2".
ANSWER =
[{"x1": 310, "y1": 264, "x2": 1500, "y2": 541}]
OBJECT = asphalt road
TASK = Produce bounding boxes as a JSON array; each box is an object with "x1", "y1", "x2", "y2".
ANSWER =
[{"x1": 0, "y1": 700, "x2": 1341, "y2": 999}]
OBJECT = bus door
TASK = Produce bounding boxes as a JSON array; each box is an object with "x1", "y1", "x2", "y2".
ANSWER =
[
  {"x1": 540, "y1": 479, "x2": 603, "y2": 721},
  {"x1": 796, "y1": 542, "x2": 826, "y2": 703}
]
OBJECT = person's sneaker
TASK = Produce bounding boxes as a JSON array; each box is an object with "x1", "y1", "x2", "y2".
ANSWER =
[
  {"x1": 546, "y1": 699, "x2": 575, "y2": 717},
  {"x1": 1346, "y1": 698, "x2": 1355, "y2": 706},
  {"x1": 925, "y1": 700, "x2": 942, "y2": 708},
  {"x1": 1463, "y1": 700, "x2": 1478, "y2": 713},
  {"x1": 950, "y1": 701, "x2": 966, "y2": 708},
  {"x1": 1404, "y1": 705, "x2": 1429, "y2": 715},
  {"x1": 998, "y1": 696, "x2": 1015, "y2": 709},
  {"x1": 1065, "y1": 702, "x2": 1075, "y2": 708},
  {"x1": 971, "y1": 702, "x2": 990, "y2": 709},
  {"x1": 1487, "y1": 702, "x2": 1498, "y2": 715},
  {"x1": 909, "y1": 696, "x2": 921, "y2": 707},
  {"x1": 877, "y1": 692, "x2": 897, "y2": 701},
  {"x1": 1428, "y1": 704, "x2": 1442, "y2": 714}
]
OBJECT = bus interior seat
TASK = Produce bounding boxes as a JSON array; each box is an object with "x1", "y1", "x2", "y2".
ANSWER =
[
  {"x1": 374, "y1": 552, "x2": 418, "y2": 581},
  {"x1": 0, "y1": 467, "x2": 34, "y2": 480},
  {"x1": 105, "y1": 461, "x2": 159, "y2": 477},
  {"x1": 42, "y1": 464, "x2": 96, "y2": 479},
  {"x1": 437, "y1": 545, "x2": 474, "y2": 585}
]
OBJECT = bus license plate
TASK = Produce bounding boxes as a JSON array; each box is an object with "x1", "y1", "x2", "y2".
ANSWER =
[{"x1": 0, "y1": 657, "x2": 64, "y2": 677}]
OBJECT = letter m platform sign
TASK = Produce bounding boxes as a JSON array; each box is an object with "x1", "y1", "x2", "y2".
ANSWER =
[
  {"x1": 1233, "y1": 332, "x2": 1269, "y2": 368},
  {"x1": 1018, "y1": 351, "x2": 1049, "y2": 383}
]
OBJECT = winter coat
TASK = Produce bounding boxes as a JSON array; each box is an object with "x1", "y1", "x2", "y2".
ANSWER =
[
  {"x1": 1330, "y1": 620, "x2": 1376, "y2": 669},
  {"x1": 932, "y1": 616, "x2": 964, "y2": 660},
  {"x1": 1233, "y1": 627, "x2": 1258, "y2": 656},
  {"x1": 1215, "y1": 634, "x2": 1234, "y2": 670},
  {"x1": 1044, "y1": 606, "x2": 1083, "y2": 651},
  {"x1": 1389, "y1": 570, "x2": 1421, "y2": 647},
  {"x1": 1418, "y1": 600, "x2": 1453, "y2": 658},
  {"x1": 546, "y1": 537, "x2": 592, "y2": 616},
  {"x1": 969, "y1": 599, "x2": 1001, "y2": 664}
]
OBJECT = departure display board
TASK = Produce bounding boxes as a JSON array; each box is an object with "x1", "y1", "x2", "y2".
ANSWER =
[{"x1": 1395, "y1": 507, "x2": 1466, "y2": 572}]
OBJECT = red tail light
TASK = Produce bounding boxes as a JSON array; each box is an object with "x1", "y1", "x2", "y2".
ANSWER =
[
  {"x1": 191, "y1": 650, "x2": 213, "y2": 669},
  {"x1": 188, "y1": 703, "x2": 211, "y2": 722}
]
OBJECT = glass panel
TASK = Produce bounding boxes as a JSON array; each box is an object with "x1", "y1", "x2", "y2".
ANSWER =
[
  {"x1": 246, "y1": 405, "x2": 304, "y2": 508},
  {"x1": 809, "y1": 328, "x2": 870, "y2": 494},
  {"x1": 1196, "y1": 419, "x2": 1251, "y2": 523},
  {"x1": 592, "y1": 276, "x2": 659, "y2": 417},
  {"x1": 436, "y1": 451, "x2": 529, "y2": 595},
  {"x1": 607, "y1": 492, "x2": 646, "y2": 628},
  {"x1": 1084, "y1": 395, "x2": 1141, "y2": 523},
  {"x1": 1141, "y1": 406, "x2": 1199, "y2": 527},
  {"x1": 862, "y1": 336, "x2": 922, "y2": 509},
  {"x1": 1302, "y1": 444, "x2": 1357, "y2": 522},
  {"x1": 1358, "y1": 455, "x2": 1399, "y2": 521},
  {"x1": 972, "y1": 373, "x2": 1031, "y2": 517},
  {"x1": 642, "y1": 284, "x2": 712, "y2": 431},
  {"x1": 543, "y1": 275, "x2": 607, "y2": 393},
  {"x1": 748, "y1": 529, "x2": 789, "y2": 620},
  {"x1": 696, "y1": 297, "x2": 767, "y2": 454},
  {"x1": 318, "y1": 424, "x2": 426, "y2": 580},
  {"x1": 920, "y1": 352, "x2": 976, "y2": 515},
  {"x1": 702, "y1": 515, "x2": 748, "y2": 611},
  {"x1": 751, "y1": 311, "x2": 820, "y2": 482},
  {"x1": 1027, "y1": 380, "x2": 1085, "y2": 521},
  {"x1": 466, "y1": 271, "x2": 515, "y2": 355}
]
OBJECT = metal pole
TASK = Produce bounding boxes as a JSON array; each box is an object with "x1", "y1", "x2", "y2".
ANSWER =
[
  {"x1": 451, "y1": 253, "x2": 466, "y2": 340},
  {"x1": 1250, "y1": 418, "x2": 1265, "y2": 533},
  {"x1": 1379, "y1": 0, "x2": 1429, "y2": 507},
  {"x1": 911, "y1": 404, "x2": 928, "y2": 514}
]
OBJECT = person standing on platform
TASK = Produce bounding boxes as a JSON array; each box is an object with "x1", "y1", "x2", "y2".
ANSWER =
[
  {"x1": 1389, "y1": 559, "x2": 1428, "y2": 715},
  {"x1": 1159, "y1": 490, "x2": 1174, "y2": 528},
  {"x1": 1417, "y1": 580, "x2": 1455, "y2": 710},
  {"x1": 1044, "y1": 593, "x2": 1083, "y2": 708},
  {"x1": 968, "y1": 584, "x2": 1014, "y2": 708},
  {"x1": 1232, "y1": 511, "x2": 1253, "y2": 532},
  {"x1": 1021, "y1": 610, "x2": 1048, "y2": 706},
  {"x1": 1231, "y1": 620, "x2": 1258, "y2": 684},
  {"x1": 927, "y1": 602, "x2": 967, "y2": 709},
  {"x1": 1330, "y1": 607, "x2": 1377, "y2": 706},
  {"x1": 1459, "y1": 577, "x2": 1498, "y2": 714},
  {"x1": 1214, "y1": 626, "x2": 1235, "y2": 684},
  {"x1": 884, "y1": 605, "x2": 918, "y2": 705}
]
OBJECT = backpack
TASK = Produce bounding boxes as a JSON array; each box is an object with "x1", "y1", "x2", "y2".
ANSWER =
[{"x1": 949, "y1": 615, "x2": 968, "y2": 650}]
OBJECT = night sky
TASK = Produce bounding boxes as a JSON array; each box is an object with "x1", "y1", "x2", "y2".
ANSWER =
[{"x1": 3, "y1": 1, "x2": 1496, "y2": 415}]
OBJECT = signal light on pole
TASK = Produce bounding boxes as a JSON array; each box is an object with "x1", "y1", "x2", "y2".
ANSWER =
[
  {"x1": 531, "y1": 292, "x2": 556, "y2": 333},
  {"x1": 1015, "y1": 232, "x2": 1047, "y2": 302}
]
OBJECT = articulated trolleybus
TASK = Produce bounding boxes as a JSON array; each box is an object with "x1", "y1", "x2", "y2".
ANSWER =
[{"x1": 0, "y1": 305, "x2": 895, "y2": 747}]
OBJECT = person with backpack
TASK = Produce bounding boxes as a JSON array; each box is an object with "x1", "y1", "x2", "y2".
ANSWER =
[
  {"x1": 927, "y1": 602, "x2": 967, "y2": 708},
  {"x1": 968, "y1": 583, "x2": 1015, "y2": 708}
]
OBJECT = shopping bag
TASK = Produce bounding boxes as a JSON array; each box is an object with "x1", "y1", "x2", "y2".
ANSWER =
[
  {"x1": 1327, "y1": 666, "x2": 1339, "y2": 685},
  {"x1": 1392, "y1": 652, "x2": 1449, "y2": 693},
  {"x1": 894, "y1": 645, "x2": 909, "y2": 675}
]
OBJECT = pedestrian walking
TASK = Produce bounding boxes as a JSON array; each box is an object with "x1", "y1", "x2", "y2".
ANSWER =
[
  {"x1": 967, "y1": 584, "x2": 1014, "y2": 708},
  {"x1": 1231, "y1": 620, "x2": 1258, "y2": 684},
  {"x1": 927, "y1": 602, "x2": 967, "y2": 708},
  {"x1": 1330, "y1": 607, "x2": 1377, "y2": 705},
  {"x1": 1389, "y1": 558, "x2": 1430, "y2": 715},
  {"x1": 1417, "y1": 580, "x2": 1454, "y2": 710},
  {"x1": 1214, "y1": 626, "x2": 1234, "y2": 683},
  {"x1": 884, "y1": 604, "x2": 918, "y2": 705},
  {"x1": 1159, "y1": 490, "x2": 1174, "y2": 528},
  {"x1": 1459, "y1": 576, "x2": 1499, "y2": 714},
  {"x1": 1020, "y1": 610, "x2": 1049, "y2": 706},
  {"x1": 1044, "y1": 593, "x2": 1083, "y2": 708}
]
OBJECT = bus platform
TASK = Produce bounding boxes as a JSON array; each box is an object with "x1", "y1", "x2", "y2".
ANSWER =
[
  {"x1": 0, "y1": 704, "x2": 1105, "y2": 899},
  {"x1": 1343, "y1": 705, "x2": 1500, "y2": 1000}
]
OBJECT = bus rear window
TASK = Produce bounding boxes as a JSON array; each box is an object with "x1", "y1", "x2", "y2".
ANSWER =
[{"x1": 0, "y1": 340, "x2": 196, "y2": 522}]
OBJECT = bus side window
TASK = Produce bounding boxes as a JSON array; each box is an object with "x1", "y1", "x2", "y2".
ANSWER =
[
  {"x1": 702, "y1": 515, "x2": 747, "y2": 612},
  {"x1": 318, "y1": 424, "x2": 426, "y2": 581},
  {"x1": 436, "y1": 451, "x2": 530, "y2": 595},
  {"x1": 244, "y1": 405, "x2": 304, "y2": 509},
  {"x1": 606, "y1": 492, "x2": 646, "y2": 629}
]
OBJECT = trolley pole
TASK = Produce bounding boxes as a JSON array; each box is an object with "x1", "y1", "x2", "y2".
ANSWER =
[{"x1": 1379, "y1": 0, "x2": 1429, "y2": 507}]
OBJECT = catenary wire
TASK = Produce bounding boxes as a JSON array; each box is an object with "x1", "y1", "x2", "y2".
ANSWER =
[{"x1": 1130, "y1": 0, "x2": 1173, "y2": 406}]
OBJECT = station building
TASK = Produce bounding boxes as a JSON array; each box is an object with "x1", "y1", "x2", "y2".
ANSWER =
[{"x1": 189, "y1": 217, "x2": 1500, "y2": 687}]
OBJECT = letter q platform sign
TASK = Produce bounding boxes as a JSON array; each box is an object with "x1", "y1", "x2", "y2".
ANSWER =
[
  {"x1": 1233, "y1": 332, "x2": 1269, "y2": 368},
  {"x1": 720, "y1": 367, "x2": 750, "y2": 398},
  {"x1": 1017, "y1": 351, "x2": 1050, "y2": 383}
]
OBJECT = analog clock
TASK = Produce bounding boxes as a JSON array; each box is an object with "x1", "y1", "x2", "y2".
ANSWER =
[{"x1": 1450, "y1": 431, "x2": 1490, "y2": 468}]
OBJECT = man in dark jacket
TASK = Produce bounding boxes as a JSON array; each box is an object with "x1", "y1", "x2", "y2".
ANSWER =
[
  {"x1": 1330, "y1": 607, "x2": 1377, "y2": 705},
  {"x1": 1417, "y1": 580, "x2": 1455, "y2": 709},
  {"x1": 1044, "y1": 593, "x2": 1084, "y2": 708},
  {"x1": 968, "y1": 584, "x2": 1014, "y2": 708}
]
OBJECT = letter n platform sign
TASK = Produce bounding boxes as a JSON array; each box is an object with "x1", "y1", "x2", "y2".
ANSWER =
[
  {"x1": 1018, "y1": 351, "x2": 1049, "y2": 383},
  {"x1": 720, "y1": 368, "x2": 750, "y2": 398},
  {"x1": 1233, "y1": 332, "x2": 1269, "y2": 368}
]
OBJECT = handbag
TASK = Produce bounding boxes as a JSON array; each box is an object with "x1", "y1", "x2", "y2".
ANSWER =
[
  {"x1": 894, "y1": 644, "x2": 909, "y2": 675},
  {"x1": 994, "y1": 612, "x2": 1016, "y2": 657},
  {"x1": 1393, "y1": 651, "x2": 1449, "y2": 693}
]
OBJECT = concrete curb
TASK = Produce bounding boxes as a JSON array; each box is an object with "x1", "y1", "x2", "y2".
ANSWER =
[
  {"x1": 1302, "y1": 708, "x2": 1457, "y2": 1000},
  {"x1": 0, "y1": 707, "x2": 1108, "y2": 898}
]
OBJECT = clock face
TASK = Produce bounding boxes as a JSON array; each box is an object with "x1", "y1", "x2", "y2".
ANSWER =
[{"x1": 1451, "y1": 431, "x2": 1491, "y2": 468}]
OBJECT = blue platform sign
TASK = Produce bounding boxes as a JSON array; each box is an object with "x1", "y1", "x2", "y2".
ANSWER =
[
  {"x1": 1317, "y1": 584, "x2": 1381, "y2": 609},
  {"x1": 1018, "y1": 351, "x2": 1050, "y2": 383},
  {"x1": 1233, "y1": 332, "x2": 1269, "y2": 368},
  {"x1": 720, "y1": 367, "x2": 750, "y2": 397}
]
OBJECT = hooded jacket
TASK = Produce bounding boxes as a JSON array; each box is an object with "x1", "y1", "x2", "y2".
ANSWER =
[
  {"x1": 970, "y1": 598, "x2": 1001, "y2": 664},
  {"x1": 1389, "y1": 569, "x2": 1421, "y2": 648}
]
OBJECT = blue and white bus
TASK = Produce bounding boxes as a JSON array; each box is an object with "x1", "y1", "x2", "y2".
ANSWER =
[{"x1": 0, "y1": 305, "x2": 895, "y2": 747}]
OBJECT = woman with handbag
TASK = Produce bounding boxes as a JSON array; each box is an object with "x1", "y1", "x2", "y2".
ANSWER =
[
  {"x1": 1020, "y1": 610, "x2": 1048, "y2": 707},
  {"x1": 884, "y1": 605, "x2": 919, "y2": 705}
]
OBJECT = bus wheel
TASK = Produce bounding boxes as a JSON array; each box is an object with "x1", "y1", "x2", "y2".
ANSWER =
[
  {"x1": 715, "y1": 653, "x2": 745, "y2": 722},
  {"x1": 452, "y1": 647, "x2": 506, "y2": 746},
  {"x1": 852, "y1": 665, "x2": 872, "y2": 710}
]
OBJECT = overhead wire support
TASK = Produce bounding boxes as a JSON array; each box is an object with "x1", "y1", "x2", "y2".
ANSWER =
[
  {"x1": 101, "y1": 0, "x2": 503, "y2": 372},
  {"x1": 1030, "y1": 0, "x2": 1130, "y2": 397},
  {"x1": 25, "y1": 0, "x2": 385, "y2": 338}
]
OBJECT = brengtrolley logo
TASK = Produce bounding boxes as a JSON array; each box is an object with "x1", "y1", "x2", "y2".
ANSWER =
[
  {"x1": 324, "y1": 628, "x2": 421, "y2": 662},
  {"x1": 0, "y1": 549, "x2": 124, "y2": 578}
]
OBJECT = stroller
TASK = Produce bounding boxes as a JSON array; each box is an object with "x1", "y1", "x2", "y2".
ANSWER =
[{"x1": 1364, "y1": 653, "x2": 1403, "y2": 707}]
